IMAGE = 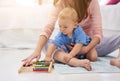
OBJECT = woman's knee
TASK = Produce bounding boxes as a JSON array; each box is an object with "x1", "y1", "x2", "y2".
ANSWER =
[
  {"x1": 86, "y1": 50, "x2": 98, "y2": 62},
  {"x1": 90, "y1": 55, "x2": 97, "y2": 62}
]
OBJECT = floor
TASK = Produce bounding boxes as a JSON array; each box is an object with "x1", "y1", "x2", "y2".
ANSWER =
[
  {"x1": 0, "y1": 48, "x2": 120, "y2": 81},
  {"x1": 0, "y1": 2, "x2": 120, "y2": 81}
]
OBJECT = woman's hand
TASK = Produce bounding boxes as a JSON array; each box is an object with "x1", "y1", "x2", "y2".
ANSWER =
[{"x1": 22, "y1": 51, "x2": 41, "y2": 66}]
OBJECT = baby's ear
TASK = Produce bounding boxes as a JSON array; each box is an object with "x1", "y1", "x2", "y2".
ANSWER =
[{"x1": 74, "y1": 22, "x2": 78, "y2": 28}]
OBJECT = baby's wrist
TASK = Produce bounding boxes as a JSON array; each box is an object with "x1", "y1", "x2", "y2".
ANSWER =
[
  {"x1": 45, "y1": 56, "x2": 51, "y2": 59},
  {"x1": 69, "y1": 54, "x2": 74, "y2": 58}
]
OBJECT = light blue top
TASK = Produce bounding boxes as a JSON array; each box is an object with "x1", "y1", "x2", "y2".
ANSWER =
[{"x1": 52, "y1": 25, "x2": 91, "y2": 52}]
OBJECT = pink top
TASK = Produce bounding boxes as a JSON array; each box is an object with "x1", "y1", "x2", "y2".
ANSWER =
[{"x1": 40, "y1": 0, "x2": 103, "y2": 41}]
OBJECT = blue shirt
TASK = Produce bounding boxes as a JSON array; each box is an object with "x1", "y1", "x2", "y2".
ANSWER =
[{"x1": 52, "y1": 25, "x2": 91, "y2": 52}]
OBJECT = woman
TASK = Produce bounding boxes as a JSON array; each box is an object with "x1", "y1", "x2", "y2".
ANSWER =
[{"x1": 22, "y1": 0, "x2": 120, "y2": 68}]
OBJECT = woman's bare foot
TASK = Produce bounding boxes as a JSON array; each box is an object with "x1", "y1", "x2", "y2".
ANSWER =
[{"x1": 110, "y1": 59, "x2": 120, "y2": 68}]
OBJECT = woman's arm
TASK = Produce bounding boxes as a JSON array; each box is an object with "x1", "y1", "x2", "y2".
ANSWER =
[
  {"x1": 22, "y1": 0, "x2": 64, "y2": 65},
  {"x1": 80, "y1": 37, "x2": 100, "y2": 53},
  {"x1": 34, "y1": 35, "x2": 48, "y2": 55},
  {"x1": 33, "y1": 0, "x2": 64, "y2": 54},
  {"x1": 80, "y1": 0, "x2": 102, "y2": 53},
  {"x1": 22, "y1": 35, "x2": 47, "y2": 66},
  {"x1": 89, "y1": 0, "x2": 103, "y2": 40},
  {"x1": 66, "y1": 37, "x2": 100, "y2": 54},
  {"x1": 40, "y1": 0, "x2": 64, "y2": 38}
]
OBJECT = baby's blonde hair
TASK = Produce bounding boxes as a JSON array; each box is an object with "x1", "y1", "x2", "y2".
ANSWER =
[{"x1": 58, "y1": 7, "x2": 78, "y2": 22}]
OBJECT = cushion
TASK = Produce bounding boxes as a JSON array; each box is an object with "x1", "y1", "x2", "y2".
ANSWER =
[
  {"x1": 106, "y1": 0, "x2": 120, "y2": 5},
  {"x1": 100, "y1": 0, "x2": 120, "y2": 5}
]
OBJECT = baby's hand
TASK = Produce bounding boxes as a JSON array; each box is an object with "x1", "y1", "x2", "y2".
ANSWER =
[
  {"x1": 44, "y1": 56, "x2": 52, "y2": 62},
  {"x1": 64, "y1": 54, "x2": 72, "y2": 63}
]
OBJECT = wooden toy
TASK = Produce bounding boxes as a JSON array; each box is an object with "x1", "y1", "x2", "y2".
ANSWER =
[{"x1": 18, "y1": 61, "x2": 53, "y2": 73}]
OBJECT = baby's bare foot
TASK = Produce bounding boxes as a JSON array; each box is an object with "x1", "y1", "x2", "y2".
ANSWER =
[
  {"x1": 110, "y1": 59, "x2": 120, "y2": 68},
  {"x1": 79, "y1": 59, "x2": 92, "y2": 71}
]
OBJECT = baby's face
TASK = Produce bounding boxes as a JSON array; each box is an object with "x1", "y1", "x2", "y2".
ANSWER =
[{"x1": 58, "y1": 19, "x2": 76, "y2": 36}]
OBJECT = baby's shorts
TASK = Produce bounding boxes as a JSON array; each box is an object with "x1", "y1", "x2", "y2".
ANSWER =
[{"x1": 76, "y1": 54, "x2": 86, "y2": 59}]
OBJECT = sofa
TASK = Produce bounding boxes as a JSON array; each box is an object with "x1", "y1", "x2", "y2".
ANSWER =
[
  {"x1": 100, "y1": 2, "x2": 120, "y2": 36},
  {"x1": 0, "y1": 2, "x2": 119, "y2": 49}
]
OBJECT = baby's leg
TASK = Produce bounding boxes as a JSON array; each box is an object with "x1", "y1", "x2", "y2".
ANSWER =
[
  {"x1": 53, "y1": 50, "x2": 67, "y2": 63},
  {"x1": 86, "y1": 48, "x2": 98, "y2": 62},
  {"x1": 54, "y1": 51, "x2": 92, "y2": 71},
  {"x1": 68, "y1": 58, "x2": 92, "y2": 71}
]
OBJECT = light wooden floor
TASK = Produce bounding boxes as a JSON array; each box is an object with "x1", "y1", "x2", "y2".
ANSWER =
[
  {"x1": 0, "y1": 48, "x2": 120, "y2": 81},
  {"x1": 0, "y1": 2, "x2": 120, "y2": 81}
]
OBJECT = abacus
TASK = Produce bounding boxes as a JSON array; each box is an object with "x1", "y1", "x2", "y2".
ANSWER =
[{"x1": 18, "y1": 61, "x2": 53, "y2": 73}]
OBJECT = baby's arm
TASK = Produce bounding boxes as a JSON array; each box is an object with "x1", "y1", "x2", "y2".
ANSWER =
[
  {"x1": 44, "y1": 43, "x2": 57, "y2": 62},
  {"x1": 64, "y1": 43, "x2": 83, "y2": 63}
]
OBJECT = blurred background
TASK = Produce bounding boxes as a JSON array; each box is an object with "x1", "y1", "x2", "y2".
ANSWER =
[{"x1": 0, "y1": 1, "x2": 119, "y2": 81}]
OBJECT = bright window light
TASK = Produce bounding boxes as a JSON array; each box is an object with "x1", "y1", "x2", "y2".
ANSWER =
[{"x1": 16, "y1": 0, "x2": 37, "y2": 5}]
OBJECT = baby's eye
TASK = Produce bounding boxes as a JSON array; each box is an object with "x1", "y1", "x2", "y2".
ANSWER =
[
  {"x1": 64, "y1": 26, "x2": 68, "y2": 28},
  {"x1": 59, "y1": 25, "x2": 61, "y2": 27}
]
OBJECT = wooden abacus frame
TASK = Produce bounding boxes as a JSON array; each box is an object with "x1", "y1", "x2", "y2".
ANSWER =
[{"x1": 18, "y1": 61, "x2": 53, "y2": 73}]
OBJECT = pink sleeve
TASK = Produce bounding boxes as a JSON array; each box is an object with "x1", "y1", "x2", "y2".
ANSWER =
[
  {"x1": 40, "y1": 0, "x2": 64, "y2": 39},
  {"x1": 89, "y1": 0, "x2": 103, "y2": 41}
]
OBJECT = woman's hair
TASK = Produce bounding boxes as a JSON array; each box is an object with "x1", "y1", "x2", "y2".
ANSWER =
[
  {"x1": 74, "y1": 0, "x2": 91, "y2": 22},
  {"x1": 62, "y1": 0, "x2": 91, "y2": 22},
  {"x1": 58, "y1": 7, "x2": 78, "y2": 22},
  {"x1": 53, "y1": 0, "x2": 59, "y2": 5}
]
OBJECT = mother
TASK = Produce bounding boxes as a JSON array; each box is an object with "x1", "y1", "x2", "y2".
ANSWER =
[{"x1": 22, "y1": 0, "x2": 120, "y2": 67}]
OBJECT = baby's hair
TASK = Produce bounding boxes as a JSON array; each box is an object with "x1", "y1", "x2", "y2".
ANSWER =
[{"x1": 58, "y1": 7, "x2": 78, "y2": 22}]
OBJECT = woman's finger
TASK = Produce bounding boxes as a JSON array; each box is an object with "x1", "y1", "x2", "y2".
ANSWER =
[{"x1": 66, "y1": 44, "x2": 73, "y2": 50}]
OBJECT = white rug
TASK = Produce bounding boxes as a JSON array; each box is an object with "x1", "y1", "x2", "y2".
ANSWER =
[{"x1": 54, "y1": 56, "x2": 120, "y2": 74}]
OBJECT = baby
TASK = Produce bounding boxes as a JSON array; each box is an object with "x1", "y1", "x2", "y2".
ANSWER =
[{"x1": 44, "y1": 7, "x2": 98, "y2": 71}]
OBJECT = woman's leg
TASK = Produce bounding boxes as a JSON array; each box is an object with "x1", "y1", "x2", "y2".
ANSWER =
[
  {"x1": 110, "y1": 48, "x2": 120, "y2": 68},
  {"x1": 96, "y1": 34, "x2": 120, "y2": 56},
  {"x1": 53, "y1": 50, "x2": 92, "y2": 71}
]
